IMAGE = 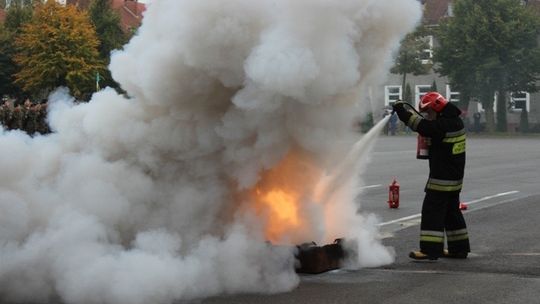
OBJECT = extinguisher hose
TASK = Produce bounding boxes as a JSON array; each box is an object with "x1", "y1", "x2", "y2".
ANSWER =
[{"x1": 392, "y1": 102, "x2": 423, "y2": 116}]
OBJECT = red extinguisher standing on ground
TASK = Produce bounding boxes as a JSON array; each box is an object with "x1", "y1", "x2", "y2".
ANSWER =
[{"x1": 388, "y1": 178, "x2": 400, "y2": 209}]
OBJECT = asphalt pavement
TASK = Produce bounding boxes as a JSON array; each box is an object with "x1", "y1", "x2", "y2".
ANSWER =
[{"x1": 197, "y1": 136, "x2": 540, "y2": 304}]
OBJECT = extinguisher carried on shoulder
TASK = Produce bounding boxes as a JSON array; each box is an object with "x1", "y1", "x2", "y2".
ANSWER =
[{"x1": 388, "y1": 178, "x2": 400, "y2": 209}]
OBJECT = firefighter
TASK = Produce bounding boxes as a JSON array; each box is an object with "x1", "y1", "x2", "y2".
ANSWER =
[{"x1": 392, "y1": 92, "x2": 470, "y2": 260}]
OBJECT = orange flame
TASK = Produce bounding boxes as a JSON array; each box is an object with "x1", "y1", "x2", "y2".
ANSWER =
[
  {"x1": 262, "y1": 189, "x2": 300, "y2": 225},
  {"x1": 250, "y1": 148, "x2": 324, "y2": 244},
  {"x1": 259, "y1": 189, "x2": 300, "y2": 241}
]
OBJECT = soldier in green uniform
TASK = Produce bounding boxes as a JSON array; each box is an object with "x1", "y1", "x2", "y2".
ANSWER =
[
  {"x1": 0, "y1": 102, "x2": 6, "y2": 129},
  {"x1": 12, "y1": 104, "x2": 25, "y2": 131},
  {"x1": 37, "y1": 102, "x2": 50, "y2": 134},
  {"x1": 2, "y1": 100, "x2": 14, "y2": 130},
  {"x1": 24, "y1": 100, "x2": 38, "y2": 135}
]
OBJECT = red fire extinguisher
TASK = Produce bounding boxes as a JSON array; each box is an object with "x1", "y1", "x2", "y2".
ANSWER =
[
  {"x1": 416, "y1": 135, "x2": 429, "y2": 159},
  {"x1": 388, "y1": 178, "x2": 400, "y2": 209},
  {"x1": 393, "y1": 102, "x2": 429, "y2": 160}
]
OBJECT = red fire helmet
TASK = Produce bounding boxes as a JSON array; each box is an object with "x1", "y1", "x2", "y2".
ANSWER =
[{"x1": 419, "y1": 92, "x2": 448, "y2": 113}]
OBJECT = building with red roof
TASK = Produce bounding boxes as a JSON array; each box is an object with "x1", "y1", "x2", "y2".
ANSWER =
[
  {"x1": 0, "y1": 8, "x2": 6, "y2": 24},
  {"x1": 422, "y1": 0, "x2": 453, "y2": 26},
  {"x1": 67, "y1": 0, "x2": 146, "y2": 32},
  {"x1": 111, "y1": 0, "x2": 146, "y2": 32}
]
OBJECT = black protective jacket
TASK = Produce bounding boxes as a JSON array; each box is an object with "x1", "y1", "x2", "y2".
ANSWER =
[{"x1": 395, "y1": 102, "x2": 466, "y2": 195}]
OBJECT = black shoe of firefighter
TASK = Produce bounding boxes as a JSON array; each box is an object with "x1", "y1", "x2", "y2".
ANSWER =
[
  {"x1": 442, "y1": 249, "x2": 468, "y2": 259},
  {"x1": 409, "y1": 251, "x2": 438, "y2": 261}
]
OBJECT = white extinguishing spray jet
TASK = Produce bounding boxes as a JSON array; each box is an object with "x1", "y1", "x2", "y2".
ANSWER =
[{"x1": 314, "y1": 114, "x2": 391, "y2": 205}]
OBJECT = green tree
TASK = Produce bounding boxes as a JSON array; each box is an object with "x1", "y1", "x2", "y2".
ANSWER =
[
  {"x1": 390, "y1": 26, "x2": 431, "y2": 90},
  {"x1": 14, "y1": 0, "x2": 105, "y2": 99},
  {"x1": 430, "y1": 79, "x2": 437, "y2": 92},
  {"x1": 0, "y1": 2, "x2": 33, "y2": 98},
  {"x1": 88, "y1": 0, "x2": 127, "y2": 89},
  {"x1": 4, "y1": 1, "x2": 33, "y2": 32},
  {"x1": 404, "y1": 83, "x2": 413, "y2": 104},
  {"x1": 0, "y1": 25, "x2": 18, "y2": 97},
  {"x1": 435, "y1": 0, "x2": 540, "y2": 132},
  {"x1": 4, "y1": 0, "x2": 40, "y2": 8},
  {"x1": 520, "y1": 108, "x2": 529, "y2": 133}
]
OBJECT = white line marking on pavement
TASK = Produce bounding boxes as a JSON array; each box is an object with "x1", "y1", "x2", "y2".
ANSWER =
[
  {"x1": 462, "y1": 191, "x2": 519, "y2": 206},
  {"x1": 377, "y1": 190, "x2": 520, "y2": 227},
  {"x1": 378, "y1": 213, "x2": 422, "y2": 227},
  {"x1": 360, "y1": 184, "x2": 382, "y2": 190},
  {"x1": 504, "y1": 253, "x2": 540, "y2": 256},
  {"x1": 373, "y1": 150, "x2": 416, "y2": 155}
]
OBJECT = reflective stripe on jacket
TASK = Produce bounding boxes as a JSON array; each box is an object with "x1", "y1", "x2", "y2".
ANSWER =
[{"x1": 415, "y1": 103, "x2": 466, "y2": 195}]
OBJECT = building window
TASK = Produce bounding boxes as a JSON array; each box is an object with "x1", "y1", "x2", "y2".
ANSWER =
[
  {"x1": 445, "y1": 85, "x2": 460, "y2": 104},
  {"x1": 415, "y1": 85, "x2": 431, "y2": 108},
  {"x1": 448, "y1": 3, "x2": 454, "y2": 17},
  {"x1": 385, "y1": 85, "x2": 402, "y2": 106},
  {"x1": 420, "y1": 35, "x2": 434, "y2": 65},
  {"x1": 509, "y1": 92, "x2": 530, "y2": 112}
]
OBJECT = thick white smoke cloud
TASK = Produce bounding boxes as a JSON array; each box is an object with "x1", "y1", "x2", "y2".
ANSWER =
[{"x1": 0, "y1": 0, "x2": 421, "y2": 303}]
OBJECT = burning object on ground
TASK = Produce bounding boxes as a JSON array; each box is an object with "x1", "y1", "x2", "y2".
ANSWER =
[
  {"x1": 0, "y1": 0, "x2": 422, "y2": 301},
  {"x1": 295, "y1": 238, "x2": 346, "y2": 274}
]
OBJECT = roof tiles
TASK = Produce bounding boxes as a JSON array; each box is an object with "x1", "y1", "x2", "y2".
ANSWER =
[
  {"x1": 423, "y1": 0, "x2": 452, "y2": 25},
  {"x1": 0, "y1": 9, "x2": 6, "y2": 24}
]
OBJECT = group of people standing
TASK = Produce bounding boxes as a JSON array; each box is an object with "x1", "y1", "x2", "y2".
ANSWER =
[{"x1": 0, "y1": 98, "x2": 50, "y2": 135}]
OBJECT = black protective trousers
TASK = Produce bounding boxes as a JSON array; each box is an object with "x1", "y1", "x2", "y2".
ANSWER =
[{"x1": 419, "y1": 192, "x2": 471, "y2": 257}]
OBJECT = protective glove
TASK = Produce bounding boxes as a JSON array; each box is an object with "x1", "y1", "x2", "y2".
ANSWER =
[
  {"x1": 391, "y1": 100, "x2": 406, "y2": 113},
  {"x1": 391, "y1": 101, "x2": 412, "y2": 123}
]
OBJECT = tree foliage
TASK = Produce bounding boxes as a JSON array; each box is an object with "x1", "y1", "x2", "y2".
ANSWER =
[
  {"x1": 390, "y1": 26, "x2": 431, "y2": 89},
  {"x1": 14, "y1": 0, "x2": 105, "y2": 99},
  {"x1": 0, "y1": 24, "x2": 23, "y2": 97},
  {"x1": 0, "y1": 1, "x2": 33, "y2": 98},
  {"x1": 430, "y1": 79, "x2": 437, "y2": 92},
  {"x1": 3, "y1": 0, "x2": 38, "y2": 10},
  {"x1": 404, "y1": 83, "x2": 413, "y2": 104},
  {"x1": 89, "y1": 0, "x2": 127, "y2": 59},
  {"x1": 0, "y1": 25, "x2": 17, "y2": 97},
  {"x1": 4, "y1": 1, "x2": 34, "y2": 32},
  {"x1": 88, "y1": 0, "x2": 128, "y2": 89},
  {"x1": 435, "y1": 0, "x2": 540, "y2": 132}
]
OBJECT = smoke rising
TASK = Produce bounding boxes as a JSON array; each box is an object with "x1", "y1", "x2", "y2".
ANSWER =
[{"x1": 0, "y1": 0, "x2": 421, "y2": 303}]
